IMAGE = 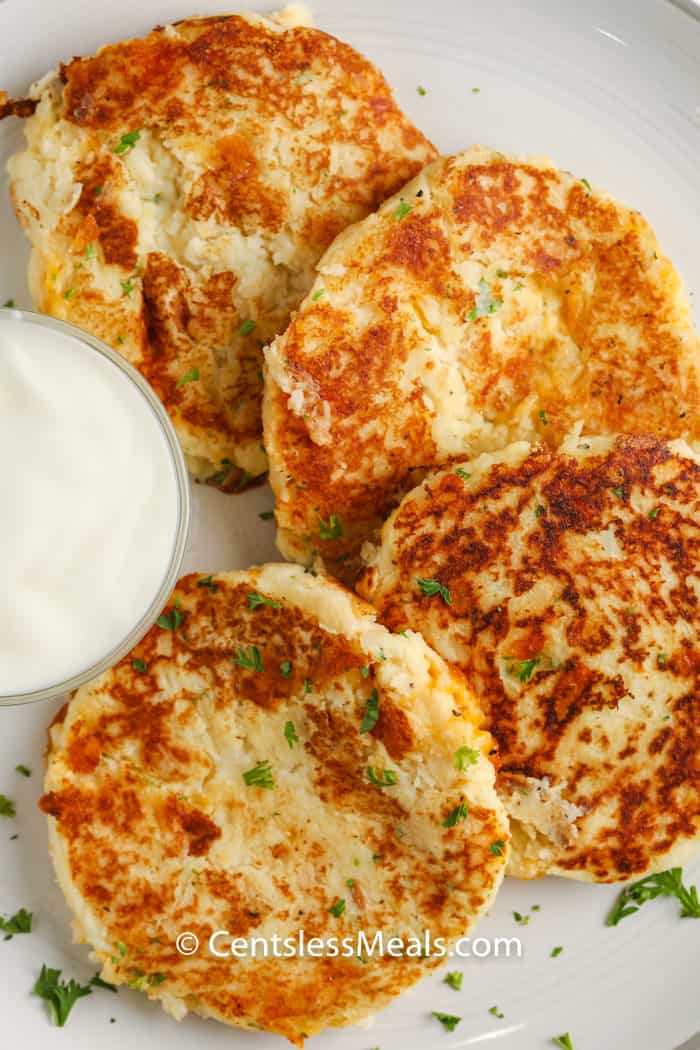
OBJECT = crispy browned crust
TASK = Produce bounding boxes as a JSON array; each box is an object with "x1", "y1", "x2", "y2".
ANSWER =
[
  {"x1": 264, "y1": 150, "x2": 700, "y2": 571},
  {"x1": 41, "y1": 568, "x2": 507, "y2": 1041},
  {"x1": 8, "y1": 14, "x2": 437, "y2": 487},
  {"x1": 359, "y1": 435, "x2": 700, "y2": 881},
  {"x1": 0, "y1": 91, "x2": 37, "y2": 119}
]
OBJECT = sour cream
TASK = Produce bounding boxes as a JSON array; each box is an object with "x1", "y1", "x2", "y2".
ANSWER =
[{"x1": 0, "y1": 311, "x2": 189, "y2": 700}]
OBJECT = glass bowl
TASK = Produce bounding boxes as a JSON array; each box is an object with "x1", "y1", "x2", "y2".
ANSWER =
[{"x1": 0, "y1": 308, "x2": 191, "y2": 706}]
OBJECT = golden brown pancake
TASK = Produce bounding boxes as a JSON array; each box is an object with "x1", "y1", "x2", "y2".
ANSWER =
[
  {"x1": 41, "y1": 564, "x2": 508, "y2": 1042},
  {"x1": 5, "y1": 10, "x2": 436, "y2": 488},
  {"x1": 359, "y1": 434, "x2": 700, "y2": 882},
  {"x1": 263, "y1": 147, "x2": 700, "y2": 576}
]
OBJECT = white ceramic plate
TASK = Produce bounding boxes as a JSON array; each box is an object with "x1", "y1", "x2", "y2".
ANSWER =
[{"x1": 1, "y1": 1, "x2": 700, "y2": 1047}]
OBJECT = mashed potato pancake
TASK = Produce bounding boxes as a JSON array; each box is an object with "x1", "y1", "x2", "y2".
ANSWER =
[
  {"x1": 264, "y1": 147, "x2": 700, "y2": 573},
  {"x1": 359, "y1": 434, "x2": 700, "y2": 882},
  {"x1": 41, "y1": 564, "x2": 507, "y2": 1043},
  {"x1": 6, "y1": 11, "x2": 436, "y2": 488}
]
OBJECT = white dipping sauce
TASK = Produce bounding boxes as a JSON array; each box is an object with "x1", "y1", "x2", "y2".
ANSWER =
[{"x1": 0, "y1": 314, "x2": 181, "y2": 696}]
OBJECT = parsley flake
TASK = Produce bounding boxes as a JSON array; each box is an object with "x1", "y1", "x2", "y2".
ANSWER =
[
  {"x1": 539, "y1": 408, "x2": 549, "y2": 425},
  {"x1": 197, "y1": 575, "x2": 218, "y2": 592},
  {"x1": 280, "y1": 660, "x2": 292, "y2": 678},
  {"x1": 394, "y1": 199, "x2": 412, "y2": 221},
  {"x1": 0, "y1": 907, "x2": 33, "y2": 939},
  {"x1": 233, "y1": 646, "x2": 264, "y2": 672},
  {"x1": 417, "y1": 85, "x2": 427, "y2": 96},
  {"x1": 552, "y1": 1035, "x2": 574, "y2": 1050},
  {"x1": 490, "y1": 840, "x2": 506, "y2": 856},
  {"x1": 242, "y1": 760, "x2": 274, "y2": 789},
  {"x1": 247, "y1": 592, "x2": 281, "y2": 610},
  {"x1": 120, "y1": 279, "x2": 135, "y2": 298},
  {"x1": 0, "y1": 795, "x2": 16, "y2": 817},
  {"x1": 177, "y1": 368, "x2": 199, "y2": 386},
  {"x1": 114, "y1": 130, "x2": 141, "y2": 154},
  {"x1": 443, "y1": 971, "x2": 463, "y2": 991},
  {"x1": 443, "y1": 802, "x2": 468, "y2": 828},
  {"x1": 581, "y1": 177, "x2": 592, "y2": 193},
  {"x1": 454, "y1": 746, "x2": 479, "y2": 770},
  {"x1": 454, "y1": 468, "x2": 471, "y2": 480},
  {"x1": 259, "y1": 510, "x2": 275, "y2": 521},
  {"x1": 551, "y1": 945, "x2": 564, "y2": 957},
  {"x1": 489, "y1": 1005, "x2": 505, "y2": 1019},
  {"x1": 157, "y1": 599, "x2": 185, "y2": 632},
  {"x1": 366, "y1": 767, "x2": 397, "y2": 788},
  {"x1": 319, "y1": 513, "x2": 343, "y2": 540},
  {"x1": 360, "y1": 689, "x2": 379, "y2": 733},
  {"x1": 311, "y1": 288, "x2": 325, "y2": 301},
  {"x1": 417, "y1": 577, "x2": 452, "y2": 605},
  {"x1": 131, "y1": 659, "x2": 147, "y2": 673},
  {"x1": 328, "y1": 898, "x2": 346, "y2": 917},
  {"x1": 2, "y1": 298, "x2": 16, "y2": 308},
  {"x1": 648, "y1": 507, "x2": 660, "y2": 520},
  {"x1": 15, "y1": 764, "x2": 31, "y2": 778},
  {"x1": 284, "y1": 721, "x2": 299, "y2": 748},
  {"x1": 506, "y1": 656, "x2": 540, "y2": 683},
  {"x1": 239, "y1": 319, "x2": 257, "y2": 336},
  {"x1": 432, "y1": 1012, "x2": 461, "y2": 1032}
]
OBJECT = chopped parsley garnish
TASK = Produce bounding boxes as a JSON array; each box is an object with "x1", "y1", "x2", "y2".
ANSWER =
[
  {"x1": 416, "y1": 577, "x2": 452, "y2": 605},
  {"x1": 468, "y1": 278, "x2": 502, "y2": 320},
  {"x1": 311, "y1": 288, "x2": 325, "y2": 301},
  {"x1": 0, "y1": 795, "x2": 16, "y2": 817},
  {"x1": 359, "y1": 665, "x2": 370, "y2": 678},
  {"x1": 489, "y1": 1005, "x2": 505, "y2": 1018},
  {"x1": 443, "y1": 802, "x2": 468, "y2": 828},
  {"x1": 85, "y1": 243, "x2": 96, "y2": 260},
  {"x1": 611, "y1": 485, "x2": 625, "y2": 499},
  {"x1": 177, "y1": 368, "x2": 199, "y2": 386},
  {"x1": 394, "y1": 199, "x2": 412, "y2": 221},
  {"x1": 197, "y1": 575, "x2": 218, "y2": 592},
  {"x1": 472, "y1": 86, "x2": 480, "y2": 93},
  {"x1": 359, "y1": 689, "x2": 379, "y2": 733},
  {"x1": 156, "y1": 599, "x2": 185, "y2": 632},
  {"x1": 247, "y1": 592, "x2": 281, "y2": 610},
  {"x1": 319, "y1": 513, "x2": 343, "y2": 540},
  {"x1": 210, "y1": 459, "x2": 234, "y2": 485},
  {"x1": 259, "y1": 510, "x2": 275, "y2": 521},
  {"x1": 535, "y1": 503, "x2": 546, "y2": 518},
  {"x1": 552, "y1": 1035, "x2": 574, "y2": 1050},
  {"x1": 648, "y1": 507, "x2": 660, "y2": 520},
  {"x1": 2, "y1": 298, "x2": 15, "y2": 308},
  {"x1": 63, "y1": 288, "x2": 76, "y2": 300},
  {"x1": 280, "y1": 660, "x2": 292, "y2": 678},
  {"x1": 513, "y1": 911, "x2": 529, "y2": 925},
  {"x1": 581, "y1": 177, "x2": 592, "y2": 194},
  {"x1": 454, "y1": 468, "x2": 471, "y2": 480},
  {"x1": 303, "y1": 678, "x2": 313, "y2": 693},
  {"x1": 239, "y1": 319, "x2": 256, "y2": 337},
  {"x1": 539, "y1": 408, "x2": 549, "y2": 425},
  {"x1": 366, "y1": 766, "x2": 398, "y2": 788},
  {"x1": 328, "y1": 898, "x2": 346, "y2": 917},
  {"x1": 417, "y1": 85, "x2": 427, "y2": 96},
  {"x1": 496, "y1": 268, "x2": 509, "y2": 278},
  {"x1": 432, "y1": 1012, "x2": 461, "y2": 1032},
  {"x1": 506, "y1": 656, "x2": 540, "y2": 683},
  {"x1": 284, "y1": 721, "x2": 298, "y2": 748},
  {"x1": 551, "y1": 945, "x2": 564, "y2": 957},
  {"x1": 114, "y1": 130, "x2": 141, "y2": 154},
  {"x1": 34, "y1": 965, "x2": 92, "y2": 1026},
  {"x1": 490, "y1": 840, "x2": 506, "y2": 856},
  {"x1": 605, "y1": 867, "x2": 700, "y2": 925},
  {"x1": 233, "y1": 646, "x2": 264, "y2": 672},
  {"x1": 454, "y1": 746, "x2": 479, "y2": 770},
  {"x1": 120, "y1": 279, "x2": 135, "y2": 297},
  {"x1": 15, "y1": 764, "x2": 31, "y2": 778},
  {"x1": 0, "y1": 907, "x2": 33, "y2": 939},
  {"x1": 132, "y1": 659, "x2": 147, "y2": 673},
  {"x1": 443, "y1": 971, "x2": 463, "y2": 991},
  {"x1": 89, "y1": 973, "x2": 118, "y2": 992},
  {"x1": 657, "y1": 652, "x2": 668, "y2": 666},
  {"x1": 242, "y1": 760, "x2": 274, "y2": 789}
]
